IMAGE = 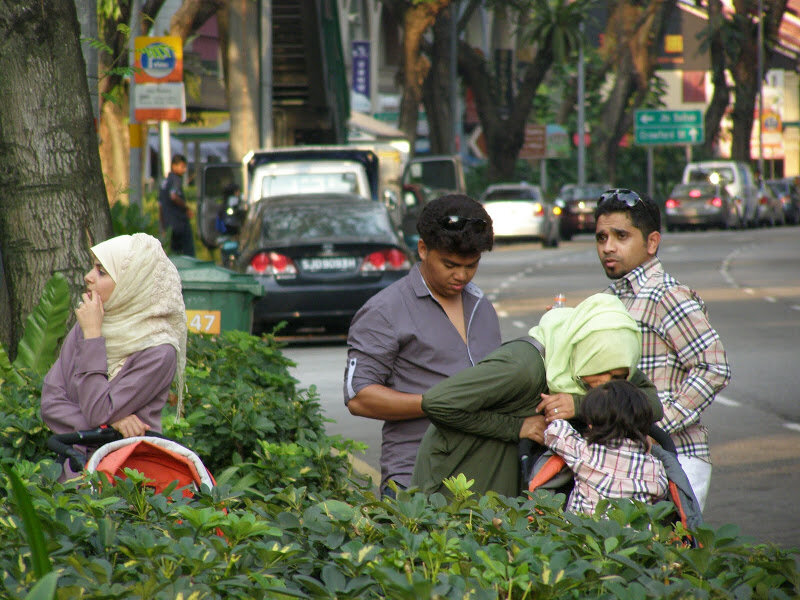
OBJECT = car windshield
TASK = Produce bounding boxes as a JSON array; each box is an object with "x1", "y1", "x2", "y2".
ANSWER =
[
  {"x1": 405, "y1": 160, "x2": 457, "y2": 190},
  {"x1": 260, "y1": 172, "x2": 361, "y2": 196},
  {"x1": 687, "y1": 167, "x2": 734, "y2": 185},
  {"x1": 484, "y1": 188, "x2": 540, "y2": 202},
  {"x1": 254, "y1": 202, "x2": 394, "y2": 243}
]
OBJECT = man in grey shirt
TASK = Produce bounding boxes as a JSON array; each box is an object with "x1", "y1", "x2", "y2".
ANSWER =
[{"x1": 344, "y1": 194, "x2": 501, "y2": 497}]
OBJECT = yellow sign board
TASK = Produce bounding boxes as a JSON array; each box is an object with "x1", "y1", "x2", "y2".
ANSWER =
[{"x1": 186, "y1": 310, "x2": 221, "y2": 335}]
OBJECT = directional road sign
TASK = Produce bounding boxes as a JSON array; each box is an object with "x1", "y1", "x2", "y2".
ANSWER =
[{"x1": 634, "y1": 109, "x2": 704, "y2": 146}]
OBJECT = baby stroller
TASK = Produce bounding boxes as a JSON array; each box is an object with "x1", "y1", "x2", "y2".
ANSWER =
[
  {"x1": 47, "y1": 427, "x2": 215, "y2": 497},
  {"x1": 521, "y1": 424, "x2": 703, "y2": 543}
]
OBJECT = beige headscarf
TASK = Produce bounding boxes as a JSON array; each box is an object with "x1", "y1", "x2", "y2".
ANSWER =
[
  {"x1": 529, "y1": 293, "x2": 642, "y2": 396},
  {"x1": 91, "y1": 233, "x2": 187, "y2": 414}
]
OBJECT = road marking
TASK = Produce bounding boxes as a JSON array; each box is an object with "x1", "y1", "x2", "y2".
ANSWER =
[
  {"x1": 791, "y1": 305, "x2": 800, "y2": 311},
  {"x1": 500, "y1": 281, "x2": 510, "y2": 288},
  {"x1": 784, "y1": 423, "x2": 800, "y2": 433},
  {"x1": 715, "y1": 395, "x2": 741, "y2": 407},
  {"x1": 512, "y1": 320, "x2": 527, "y2": 329},
  {"x1": 765, "y1": 296, "x2": 777, "y2": 303},
  {"x1": 743, "y1": 288, "x2": 754, "y2": 295},
  {"x1": 497, "y1": 310, "x2": 508, "y2": 317}
]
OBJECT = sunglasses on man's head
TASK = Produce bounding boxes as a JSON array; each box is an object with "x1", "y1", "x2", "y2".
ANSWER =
[
  {"x1": 596, "y1": 188, "x2": 643, "y2": 208},
  {"x1": 438, "y1": 215, "x2": 488, "y2": 232}
]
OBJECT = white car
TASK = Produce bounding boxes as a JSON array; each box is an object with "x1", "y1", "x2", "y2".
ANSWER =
[{"x1": 479, "y1": 183, "x2": 560, "y2": 247}]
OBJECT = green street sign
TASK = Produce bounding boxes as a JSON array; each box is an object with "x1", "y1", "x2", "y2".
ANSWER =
[{"x1": 634, "y1": 109, "x2": 704, "y2": 146}]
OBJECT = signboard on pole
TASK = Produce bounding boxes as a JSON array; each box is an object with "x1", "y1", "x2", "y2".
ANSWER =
[
  {"x1": 351, "y1": 41, "x2": 371, "y2": 112},
  {"x1": 634, "y1": 109, "x2": 704, "y2": 145},
  {"x1": 519, "y1": 124, "x2": 546, "y2": 159},
  {"x1": 134, "y1": 36, "x2": 186, "y2": 122}
]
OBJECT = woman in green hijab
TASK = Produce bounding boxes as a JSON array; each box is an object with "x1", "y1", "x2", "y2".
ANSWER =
[{"x1": 410, "y1": 293, "x2": 662, "y2": 498}]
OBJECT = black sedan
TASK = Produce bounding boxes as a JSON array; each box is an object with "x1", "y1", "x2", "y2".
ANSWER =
[
  {"x1": 664, "y1": 182, "x2": 740, "y2": 231},
  {"x1": 236, "y1": 193, "x2": 413, "y2": 335}
]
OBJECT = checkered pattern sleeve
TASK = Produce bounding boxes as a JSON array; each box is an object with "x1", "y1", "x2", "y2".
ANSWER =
[{"x1": 653, "y1": 284, "x2": 731, "y2": 436}]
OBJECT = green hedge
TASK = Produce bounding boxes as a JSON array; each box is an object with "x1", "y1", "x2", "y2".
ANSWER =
[{"x1": 1, "y1": 330, "x2": 798, "y2": 599}]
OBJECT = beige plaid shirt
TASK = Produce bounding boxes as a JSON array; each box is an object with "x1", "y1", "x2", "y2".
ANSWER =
[{"x1": 607, "y1": 257, "x2": 731, "y2": 462}]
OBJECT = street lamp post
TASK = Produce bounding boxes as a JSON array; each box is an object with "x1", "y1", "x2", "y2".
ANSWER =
[{"x1": 757, "y1": 0, "x2": 764, "y2": 177}]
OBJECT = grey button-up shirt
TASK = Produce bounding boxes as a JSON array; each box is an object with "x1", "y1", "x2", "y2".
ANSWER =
[{"x1": 344, "y1": 264, "x2": 501, "y2": 488}]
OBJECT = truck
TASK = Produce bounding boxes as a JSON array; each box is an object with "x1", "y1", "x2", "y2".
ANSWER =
[{"x1": 196, "y1": 146, "x2": 406, "y2": 254}]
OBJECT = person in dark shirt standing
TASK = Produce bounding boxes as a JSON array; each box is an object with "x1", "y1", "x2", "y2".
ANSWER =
[{"x1": 159, "y1": 154, "x2": 195, "y2": 256}]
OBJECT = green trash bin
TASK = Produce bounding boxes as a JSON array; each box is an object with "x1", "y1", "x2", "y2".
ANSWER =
[{"x1": 170, "y1": 256, "x2": 264, "y2": 335}]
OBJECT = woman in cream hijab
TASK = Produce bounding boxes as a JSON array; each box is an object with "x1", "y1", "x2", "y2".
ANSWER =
[
  {"x1": 411, "y1": 293, "x2": 663, "y2": 498},
  {"x1": 41, "y1": 233, "x2": 187, "y2": 444}
]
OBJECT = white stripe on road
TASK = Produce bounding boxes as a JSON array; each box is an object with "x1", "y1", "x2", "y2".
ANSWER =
[
  {"x1": 715, "y1": 395, "x2": 741, "y2": 407},
  {"x1": 784, "y1": 423, "x2": 800, "y2": 433},
  {"x1": 765, "y1": 296, "x2": 777, "y2": 303},
  {"x1": 791, "y1": 305, "x2": 800, "y2": 311},
  {"x1": 497, "y1": 310, "x2": 508, "y2": 318},
  {"x1": 512, "y1": 320, "x2": 527, "y2": 329}
]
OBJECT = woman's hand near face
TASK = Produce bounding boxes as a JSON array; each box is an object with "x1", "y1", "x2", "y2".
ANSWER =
[
  {"x1": 76, "y1": 290, "x2": 104, "y2": 339},
  {"x1": 537, "y1": 392, "x2": 576, "y2": 423},
  {"x1": 111, "y1": 414, "x2": 150, "y2": 438}
]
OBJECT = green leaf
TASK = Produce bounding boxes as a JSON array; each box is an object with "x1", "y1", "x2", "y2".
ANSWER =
[
  {"x1": 13, "y1": 273, "x2": 71, "y2": 376},
  {"x1": 24, "y1": 572, "x2": 59, "y2": 600},
  {"x1": 0, "y1": 344, "x2": 23, "y2": 384},
  {"x1": 3, "y1": 465, "x2": 52, "y2": 578}
]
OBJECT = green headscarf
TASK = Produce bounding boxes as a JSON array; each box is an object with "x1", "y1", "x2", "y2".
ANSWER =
[{"x1": 529, "y1": 293, "x2": 642, "y2": 396}]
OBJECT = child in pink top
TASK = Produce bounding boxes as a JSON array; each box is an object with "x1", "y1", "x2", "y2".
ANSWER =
[{"x1": 544, "y1": 380, "x2": 668, "y2": 515}]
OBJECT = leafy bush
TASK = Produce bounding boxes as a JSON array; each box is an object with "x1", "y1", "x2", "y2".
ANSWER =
[{"x1": 0, "y1": 464, "x2": 797, "y2": 599}]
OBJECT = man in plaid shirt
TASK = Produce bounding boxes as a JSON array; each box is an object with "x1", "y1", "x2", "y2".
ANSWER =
[{"x1": 593, "y1": 189, "x2": 731, "y2": 511}]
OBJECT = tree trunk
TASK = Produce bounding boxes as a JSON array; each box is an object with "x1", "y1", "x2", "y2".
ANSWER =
[
  {"x1": 0, "y1": 0, "x2": 112, "y2": 357},
  {"x1": 592, "y1": 0, "x2": 675, "y2": 181},
  {"x1": 702, "y1": 0, "x2": 730, "y2": 156},
  {"x1": 729, "y1": 0, "x2": 787, "y2": 162},
  {"x1": 422, "y1": 6, "x2": 455, "y2": 155},
  {"x1": 398, "y1": 0, "x2": 450, "y2": 154},
  {"x1": 224, "y1": 0, "x2": 260, "y2": 160},
  {"x1": 170, "y1": 0, "x2": 225, "y2": 39}
]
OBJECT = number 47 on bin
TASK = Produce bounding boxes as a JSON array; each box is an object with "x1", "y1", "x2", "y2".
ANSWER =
[{"x1": 186, "y1": 310, "x2": 221, "y2": 334}]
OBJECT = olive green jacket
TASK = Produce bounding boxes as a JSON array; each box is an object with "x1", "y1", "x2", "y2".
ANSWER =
[{"x1": 410, "y1": 340, "x2": 662, "y2": 498}]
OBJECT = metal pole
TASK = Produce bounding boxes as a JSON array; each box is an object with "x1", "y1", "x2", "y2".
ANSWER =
[
  {"x1": 259, "y1": 0, "x2": 273, "y2": 149},
  {"x1": 577, "y1": 22, "x2": 586, "y2": 186},
  {"x1": 647, "y1": 147, "x2": 654, "y2": 199},
  {"x1": 129, "y1": 0, "x2": 143, "y2": 207},
  {"x1": 757, "y1": 0, "x2": 764, "y2": 176},
  {"x1": 450, "y1": 2, "x2": 458, "y2": 155}
]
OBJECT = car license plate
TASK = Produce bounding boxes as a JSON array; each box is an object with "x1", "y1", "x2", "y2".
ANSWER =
[{"x1": 300, "y1": 257, "x2": 357, "y2": 272}]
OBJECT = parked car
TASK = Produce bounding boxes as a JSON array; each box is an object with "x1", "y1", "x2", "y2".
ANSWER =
[
  {"x1": 754, "y1": 182, "x2": 785, "y2": 227},
  {"x1": 765, "y1": 178, "x2": 800, "y2": 225},
  {"x1": 664, "y1": 182, "x2": 740, "y2": 231},
  {"x1": 681, "y1": 161, "x2": 758, "y2": 227},
  {"x1": 554, "y1": 182, "x2": 611, "y2": 240},
  {"x1": 479, "y1": 182, "x2": 560, "y2": 247},
  {"x1": 236, "y1": 193, "x2": 413, "y2": 335}
]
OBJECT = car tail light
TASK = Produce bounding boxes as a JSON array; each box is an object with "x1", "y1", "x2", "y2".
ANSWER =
[
  {"x1": 689, "y1": 189, "x2": 702, "y2": 198},
  {"x1": 360, "y1": 249, "x2": 411, "y2": 272},
  {"x1": 665, "y1": 198, "x2": 680, "y2": 209},
  {"x1": 247, "y1": 252, "x2": 297, "y2": 277},
  {"x1": 759, "y1": 195, "x2": 768, "y2": 205},
  {"x1": 532, "y1": 202, "x2": 544, "y2": 216},
  {"x1": 709, "y1": 196, "x2": 723, "y2": 208}
]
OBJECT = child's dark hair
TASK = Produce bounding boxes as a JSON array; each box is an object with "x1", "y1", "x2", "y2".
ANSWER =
[
  {"x1": 593, "y1": 188, "x2": 661, "y2": 238},
  {"x1": 579, "y1": 380, "x2": 653, "y2": 449},
  {"x1": 416, "y1": 194, "x2": 494, "y2": 255}
]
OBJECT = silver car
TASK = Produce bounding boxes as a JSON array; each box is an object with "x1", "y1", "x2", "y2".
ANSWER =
[{"x1": 479, "y1": 183, "x2": 560, "y2": 247}]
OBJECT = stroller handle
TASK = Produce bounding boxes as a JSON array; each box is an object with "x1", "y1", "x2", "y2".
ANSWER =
[
  {"x1": 47, "y1": 427, "x2": 169, "y2": 472},
  {"x1": 648, "y1": 424, "x2": 678, "y2": 455}
]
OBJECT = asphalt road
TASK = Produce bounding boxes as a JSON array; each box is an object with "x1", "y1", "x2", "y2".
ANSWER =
[{"x1": 283, "y1": 225, "x2": 800, "y2": 550}]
